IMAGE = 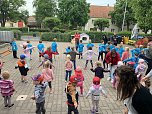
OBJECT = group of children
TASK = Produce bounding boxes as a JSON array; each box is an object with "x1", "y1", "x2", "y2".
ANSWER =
[{"x1": 0, "y1": 38, "x2": 151, "y2": 114}]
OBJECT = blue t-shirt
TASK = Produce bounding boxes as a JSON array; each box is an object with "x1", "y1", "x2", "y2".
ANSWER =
[
  {"x1": 66, "y1": 48, "x2": 71, "y2": 53},
  {"x1": 98, "y1": 43, "x2": 105, "y2": 52},
  {"x1": 37, "y1": 43, "x2": 45, "y2": 52},
  {"x1": 78, "y1": 43, "x2": 84, "y2": 52},
  {"x1": 11, "y1": 41, "x2": 18, "y2": 51},
  {"x1": 87, "y1": 43, "x2": 94, "y2": 49},
  {"x1": 27, "y1": 43, "x2": 33, "y2": 53},
  {"x1": 109, "y1": 44, "x2": 115, "y2": 50},
  {"x1": 51, "y1": 42, "x2": 57, "y2": 52}
]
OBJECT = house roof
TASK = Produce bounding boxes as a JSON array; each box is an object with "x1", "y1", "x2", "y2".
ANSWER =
[{"x1": 89, "y1": 5, "x2": 114, "y2": 18}]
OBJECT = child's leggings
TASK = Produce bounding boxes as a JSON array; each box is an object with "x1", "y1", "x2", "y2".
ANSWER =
[
  {"x1": 85, "y1": 60, "x2": 93, "y2": 68},
  {"x1": 78, "y1": 85, "x2": 83, "y2": 94},
  {"x1": 92, "y1": 99, "x2": 99, "y2": 111},
  {"x1": 98, "y1": 51, "x2": 103, "y2": 61},
  {"x1": 48, "y1": 81, "x2": 52, "y2": 89},
  {"x1": 3, "y1": 96, "x2": 11, "y2": 106},
  {"x1": 65, "y1": 70, "x2": 72, "y2": 81},
  {"x1": 25, "y1": 57, "x2": 30, "y2": 68}
]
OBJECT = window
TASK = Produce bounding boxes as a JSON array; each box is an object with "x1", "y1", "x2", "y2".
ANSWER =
[
  {"x1": 111, "y1": 21, "x2": 115, "y2": 25},
  {"x1": 111, "y1": 29, "x2": 115, "y2": 32},
  {"x1": 10, "y1": 23, "x2": 13, "y2": 27}
]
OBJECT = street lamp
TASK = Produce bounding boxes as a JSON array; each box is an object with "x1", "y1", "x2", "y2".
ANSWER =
[{"x1": 122, "y1": 0, "x2": 127, "y2": 31}]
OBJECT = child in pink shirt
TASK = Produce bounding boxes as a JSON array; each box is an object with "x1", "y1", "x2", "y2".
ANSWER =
[
  {"x1": 0, "y1": 71, "x2": 15, "y2": 108},
  {"x1": 75, "y1": 66, "x2": 84, "y2": 96},
  {"x1": 122, "y1": 47, "x2": 130, "y2": 61},
  {"x1": 42, "y1": 60, "x2": 54, "y2": 93},
  {"x1": 65, "y1": 55, "x2": 73, "y2": 82}
]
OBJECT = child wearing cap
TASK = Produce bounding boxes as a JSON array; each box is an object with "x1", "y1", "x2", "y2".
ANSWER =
[
  {"x1": 42, "y1": 61, "x2": 54, "y2": 93},
  {"x1": 51, "y1": 38, "x2": 58, "y2": 60},
  {"x1": 65, "y1": 55, "x2": 73, "y2": 83},
  {"x1": 31, "y1": 74, "x2": 47, "y2": 114},
  {"x1": 86, "y1": 77, "x2": 107, "y2": 113},
  {"x1": 75, "y1": 66, "x2": 84, "y2": 96},
  {"x1": 37, "y1": 41, "x2": 45, "y2": 62},
  {"x1": 15, "y1": 54, "x2": 29, "y2": 83},
  {"x1": 90, "y1": 61, "x2": 110, "y2": 80},
  {"x1": 65, "y1": 75, "x2": 79, "y2": 114},
  {"x1": 0, "y1": 71, "x2": 15, "y2": 108}
]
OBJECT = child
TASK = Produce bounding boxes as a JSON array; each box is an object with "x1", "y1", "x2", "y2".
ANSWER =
[
  {"x1": 42, "y1": 61, "x2": 54, "y2": 93},
  {"x1": 42, "y1": 47, "x2": 56, "y2": 63},
  {"x1": 64, "y1": 47, "x2": 79, "y2": 70},
  {"x1": 10, "y1": 38, "x2": 18, "y2": 59},
  {"x1": 37, "y1": 41, "x2": 45, "y2": 62},
  {"x1": 123, "y1": 51, "x2": 139, "y2": 69},
  {"x1": 78, "y1": 40, "x2": 84, "y2": 59},
  {"x1": 65, "y1": 75, "x2": 79, "y2": 114},
  {"x1": 98, "y1": 40, "x2": 105, "y2": 61},
  {"x1": 86, "y1": 40, "x2": 94, "y2": 49},
  {"x1": 31, "y1": 74, "x2": 47, "y2": 114},
  {"x1": 0, "y1": 59, "x2": 4, "y2": 77},
  {"x1": 118, "y1": 45, "x2": 124, "y2": 58},
  {"x1": 86, "y1": 77, "x2": 107, "y2": 113},
  {"x1": 51, "y1": 38, "x2": 58, "y2": 60},
  {"x1": 0, "y1": 71, "x2": 15, "y2": 108},
  {"x1": 122, "y1": 47, "x2": 130, "y2": 61},
  {"x1": 22, "y1": 42, "x2": 35, "y2": 69},
  {"x1": 75, "y1": 66, "x2": 84, "y2": 96},
  {"x1": 83, "y1": 47, "x2": 98, "y2": 70},
  {"x1": 16, "y1": 54, "x2": 29, "y2": 83},
  {"x1": 38, "y1": 54, "x2": 54, "y2": 69},
  {"x1": 65, "y1": 55, "x2": 73, "y2": 82},
  {"x1": 103, "y1": 47, "x2": 110, "y2": 69},
  {"x1": 90, "y1": 61, "x2": 110, "y2": 80},
  {"x1": 27, "y1": 40, "x2": 33, "y2": 60},
  {"x1": 135, "y1": 59, "x2": 147, "y2": 80},
  {"x1": 66, "y1": 46, "x2": 71, "y2": 53}
]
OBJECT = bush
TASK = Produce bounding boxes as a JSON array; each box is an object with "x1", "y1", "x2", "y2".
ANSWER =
[
  {"x1": 117, "y1": 31, "x2": 132, "y2": 37},
  {"x1": 12, "y1": 30, "x2": 22, "y2": 40}
]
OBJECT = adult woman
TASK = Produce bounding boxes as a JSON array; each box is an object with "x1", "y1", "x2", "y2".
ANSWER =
[{"x1": 115, "y1": 66, "x2": 152, "y2": 114}]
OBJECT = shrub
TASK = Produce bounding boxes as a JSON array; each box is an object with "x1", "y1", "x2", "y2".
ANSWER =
[
  {"x1": 12, "y1": 30, "x2": 22, "y2": 40},
  {"x1": 117, "y1": 31, "x2": 132, "y2": 37}
]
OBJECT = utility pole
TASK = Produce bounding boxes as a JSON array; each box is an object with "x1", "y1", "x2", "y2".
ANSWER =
[{"x1": 122, "y1": 0, "x2": 127, "y2": 31}]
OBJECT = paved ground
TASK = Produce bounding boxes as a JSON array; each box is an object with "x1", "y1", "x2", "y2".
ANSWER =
[{"x1": 0, "y1": 41, "x2": 129, "y2": 114}]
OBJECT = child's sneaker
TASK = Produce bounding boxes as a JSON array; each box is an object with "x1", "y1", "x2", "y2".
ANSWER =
[
  {"x1": 24, "y1": 81, "x2": 28, "y2": 83},
  {"x1": 21, "y1": 80, "x2": 24, "y2": 83},
  {"x1": 8, "y1": 104, "x2": 14, "y2": 109},
  {"x1": 4, "y1": 105, "x2": 8, "y2": 109},
  {"x1": 95, "y1": 110, "x2": 99, "y2": 114}
]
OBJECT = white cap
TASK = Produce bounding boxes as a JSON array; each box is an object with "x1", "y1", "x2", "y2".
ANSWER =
[
  {"x1": 117, "y1": 61, "x2": 123, "y2": 67},
  {"x1": 138, "y1": 59, "x2": 144, "y2": 63}
]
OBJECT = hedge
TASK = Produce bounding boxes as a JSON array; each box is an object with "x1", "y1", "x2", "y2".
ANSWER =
[{"x1": 41, "y1": 31, "x2": 114, "y2": 42}]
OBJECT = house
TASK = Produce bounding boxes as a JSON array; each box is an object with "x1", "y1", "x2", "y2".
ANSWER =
[
  {"x1": 27, "y1": 16, "x2": 38, "y2": 28},
  {"x1": 0, "y1": 21, "x2": 25, "y2": 28},
  {"x1": 85, "y1": 5, "x2": 147, "y2": 34}
]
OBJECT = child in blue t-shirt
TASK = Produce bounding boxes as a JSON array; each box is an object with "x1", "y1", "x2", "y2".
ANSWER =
[
  {"x1": 98, "y1": 40, "x2": 105, "y2": 61},
  {"x1": 37, "y1": 41, "x2": 45, "y2": 62},
  {"x1": 86, "y1": 40, "x2": 94, "y2": 49},
  {"x1": 78, "y1": 40, "x2": 84, "y2": 59},
  {"x1": 27, "y1": 41, "x2": 33, "y2": 60},
  {"x1": 10, "y1": 38, "x2": 18, "y2": 59},
  {"x1": 51, "y1": 38, "x2": 58, "y2": 60}
]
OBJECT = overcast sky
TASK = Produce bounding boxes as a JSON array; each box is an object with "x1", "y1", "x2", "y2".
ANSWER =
[{"x1": 24, "y1": 0, "x2": 116, "y2": 16}]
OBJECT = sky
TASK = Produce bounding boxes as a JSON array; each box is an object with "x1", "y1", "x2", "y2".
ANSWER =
[{"x1": 25, "y1": 0, "x2": 116, "y2": 16}]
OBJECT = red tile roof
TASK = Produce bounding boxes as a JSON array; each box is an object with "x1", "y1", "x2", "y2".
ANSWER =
[{"x1": 89, "y1": 5, "x2": 114, "y2": 18}]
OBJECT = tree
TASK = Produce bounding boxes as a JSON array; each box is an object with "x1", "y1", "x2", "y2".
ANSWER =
[
  {"x1": 16, "y1": 10, "x2": 29, "y2": 25},
  {"x1": 131, "y1": 0, "x2": 152, "y2": 34},
  {"x1": 94, "y1": 18, "x2": 109, "y2": 31},
  {"x1": 109, "y1": 0, "x2": 136, "y2": 31},
  {"x1": 58, "y1": 0, "x2": 90, "y2": 29},
  {"x1": 0, "y1": 0, "x2": 26, "y2": 27},
  {"x1": 33, "y1": 0, "x2": 57, "y2": 27},
  {"x1": 42, "y1": 17, "x2": 61, "y2": 30}
]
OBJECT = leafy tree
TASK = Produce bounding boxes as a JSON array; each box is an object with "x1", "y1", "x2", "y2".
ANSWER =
[
  {"x1": 58, "y1": 0, "x2": 90, "y2": 29},
  {"x1": 110, "y1": 0, "x2": 136, "y2": 31},
  {"x1": 33, "y1": 0, "x2": 57, "y2": 26},
  {"x1": 16, "y1": 10, "x2": 29, "y2": 25},
  {"x1": 0, "y1": 0, "x2": 26, "y2": 27},
  {"x1": 94, "y1": 18, "x2": 109, "y2": 31},
  {"x1": 131, "y1": 0, "x2": 152, "y2": 34},
  {"x1": 42, "y1": 17, "x2": 61, "y2": 30}
]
